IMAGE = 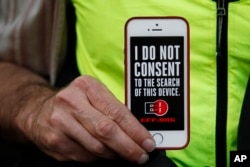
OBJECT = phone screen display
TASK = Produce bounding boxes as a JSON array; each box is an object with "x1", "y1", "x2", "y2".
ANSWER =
[{"x1": 129, "y1": 36, "x2": 185, "y2": 131}]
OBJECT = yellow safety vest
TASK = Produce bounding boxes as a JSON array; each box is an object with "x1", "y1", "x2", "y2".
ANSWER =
[{"x1": 72, "y1": 0, "x2": 250, "y2": 166}]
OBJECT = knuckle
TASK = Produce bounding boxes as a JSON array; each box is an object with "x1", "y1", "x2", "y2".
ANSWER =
[
  {"x1": 72, "y1": 76, "x2": 94, "y2": 90},
  {"x1": 53, "y1": 91, "x2": 73, "y2": 110},
  {"x1": 45, "y1": 133, "x2": 62, "y2": 150},
  {"x1": 54, "y1": 89, "x2": 76, "y2": 108},
  {"x1": 54, "y1": 89, "x2": 69, "y2": 103},
  {"x1": 123, "y1": 147, "x2": 137, "y2": 159},
  {"x1": 91, "y1": 142, "x2": 106, "y2": 155},
  {"x1": 72, "y1": 76, "x2": 107, "y2": 97},
  {"x1": 103, "y1": 103, "x2": 124, "y2": 121},
  {"x1": 49, "y1": 110, "x2": 64, "y2": 127},
  {"x1": 95, "y1": 119, "x2": 116, "y2": 138}
]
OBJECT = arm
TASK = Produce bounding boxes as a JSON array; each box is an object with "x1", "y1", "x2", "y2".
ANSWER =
[
  {"x1": 0, "y1": 62, "x2": 53, "y2": 142},
  {"x1": 0, "y1": 62, "x2": 155, "y2": 164}
]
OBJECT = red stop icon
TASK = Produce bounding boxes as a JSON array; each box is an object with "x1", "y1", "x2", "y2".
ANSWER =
[{"x1": 153, "y1": 99, "x2": 169, "y2": 116}]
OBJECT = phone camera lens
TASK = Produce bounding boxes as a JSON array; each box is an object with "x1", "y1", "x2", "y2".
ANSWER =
[
  {"x1": 147, "y1": 29, "x2": 150, "y2": 31},
  {"x1": 156, "y1": 23, "x2": 159, "y2": 26}
]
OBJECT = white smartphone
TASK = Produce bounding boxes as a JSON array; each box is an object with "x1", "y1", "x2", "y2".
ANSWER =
[{"x1": 125, "y1": 17, "x2": 190, "y2": 149}]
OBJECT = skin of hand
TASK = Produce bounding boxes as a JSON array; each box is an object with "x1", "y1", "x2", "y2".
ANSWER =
[{"x1": 0, "y1": 63, "x2": 155, "y2": 164}]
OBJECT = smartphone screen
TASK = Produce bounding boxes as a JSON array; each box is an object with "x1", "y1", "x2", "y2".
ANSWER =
[
  {"x1": 130, "y1": 36, "x2": 184, "y2": 130},
  {"x1": 125, "y1": 17, "x2": 189, "y2": 149}
]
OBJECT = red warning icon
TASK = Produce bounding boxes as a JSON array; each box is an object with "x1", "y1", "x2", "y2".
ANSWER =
[{"x1": 153, "y1": 99, "x2": 169, "y2": 116}]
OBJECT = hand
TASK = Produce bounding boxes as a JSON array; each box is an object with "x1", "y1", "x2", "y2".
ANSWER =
[{"x1": 15, "y1": 76, "x2": 155, "y2": 164}]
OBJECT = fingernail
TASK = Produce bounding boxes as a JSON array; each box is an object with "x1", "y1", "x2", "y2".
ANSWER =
[
  {"x1": 137, "y1": 153, "x2": 149, "y2": 164},
  {"x1": 142, "y1": 139, "x2": 155, "y2": 152}
]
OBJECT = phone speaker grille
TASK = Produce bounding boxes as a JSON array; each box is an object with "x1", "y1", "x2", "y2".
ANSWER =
[{"x1": 152, "y1": 29, "x2": 162, "y2": 31}]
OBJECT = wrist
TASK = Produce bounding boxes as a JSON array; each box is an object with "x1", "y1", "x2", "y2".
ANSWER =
[{"x1": 13, "y1": 83, "x2": 56, "y2": 143}]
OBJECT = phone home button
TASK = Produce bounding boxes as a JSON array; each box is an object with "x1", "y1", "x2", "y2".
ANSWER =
[{"x1": 153, "y1": 133, "x2": 164, "y2": 145}]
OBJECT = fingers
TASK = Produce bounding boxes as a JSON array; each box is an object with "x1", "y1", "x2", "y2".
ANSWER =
[
  {"x1": 42, "y1": 75, "x2": 155, "y2": 164},
  {"x1": 68, "y1": 76, "x2": 155, "y2": 163},
  {"x1": 31, "y1": 104, "x2": 97, "y2": 162},
  {"x1": 50, "y1": 94, "x2": 117, "y2": 160},
  {"x1": 74, "y1": 107, "x2": 150, "y2": 164},
  {"x1": 56, "y1": 84, "x2": 147, "y2": 163},
  {"x1": 74, "y1": 76, "x2": 155, "y2": 148},
  {"x1": 94, "y1": 117, "x2": 151, "y2": 164},
  {"x1": 40, "y1": 131, "x2": 98, "y2": 163}
]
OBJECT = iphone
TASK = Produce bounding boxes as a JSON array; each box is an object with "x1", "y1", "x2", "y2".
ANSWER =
[{"x1": 125, "y1": 17, "x2": 190, "y2": 149}]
